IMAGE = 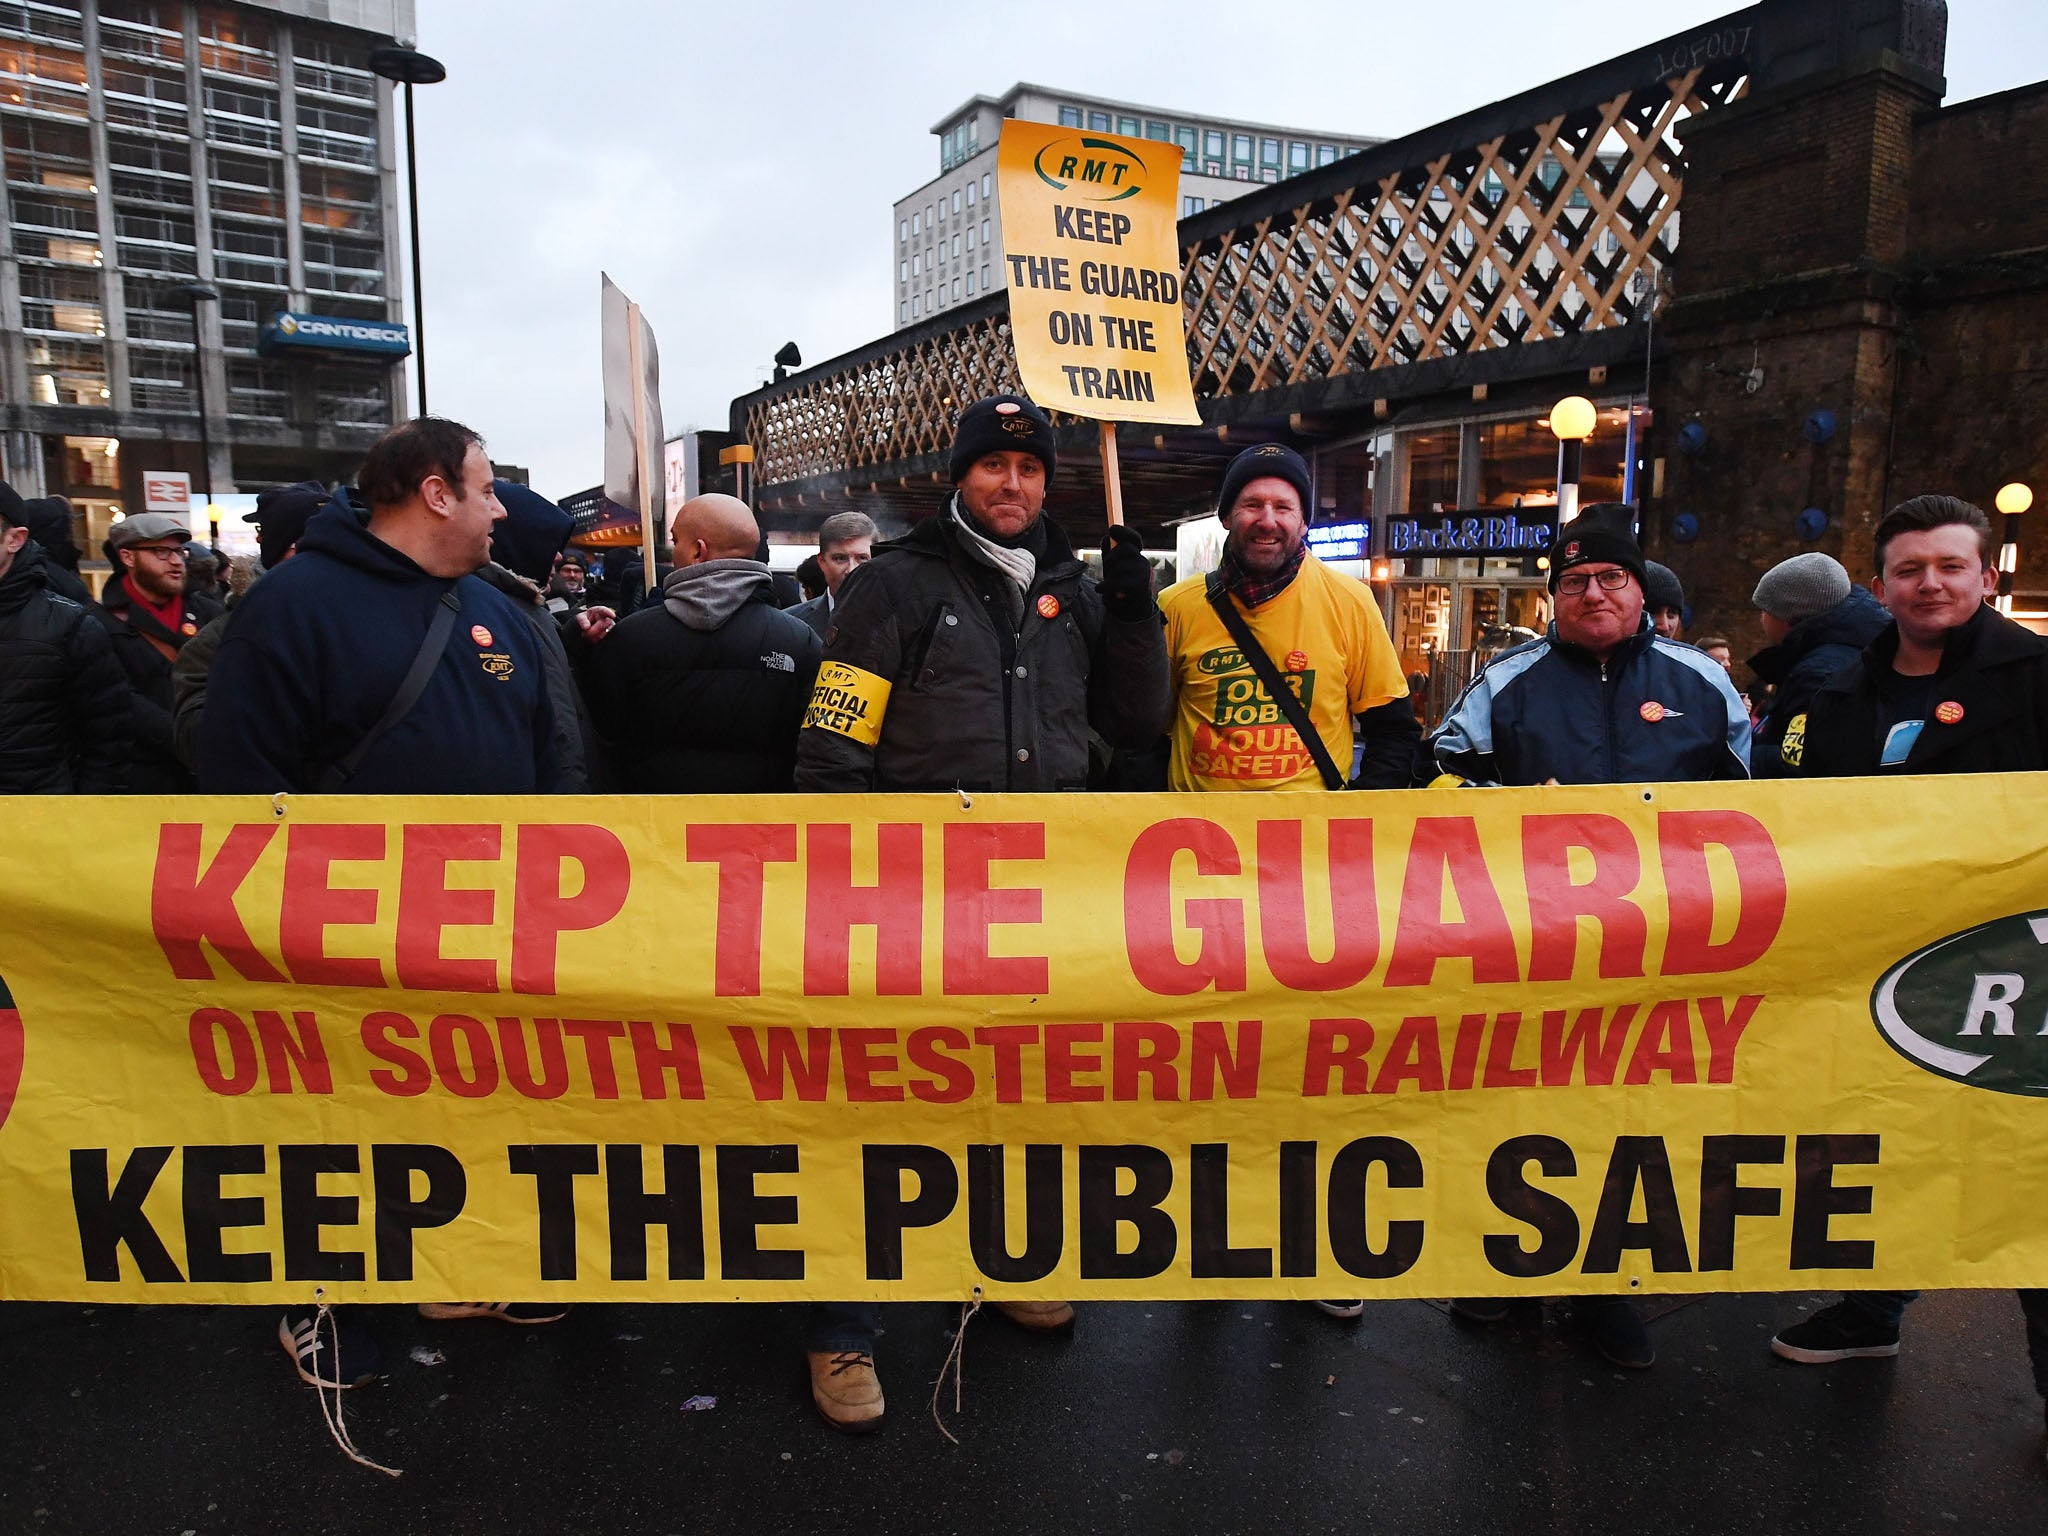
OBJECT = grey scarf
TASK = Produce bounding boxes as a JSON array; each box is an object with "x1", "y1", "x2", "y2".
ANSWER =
[
  {"x1": 661, "y1": 558, "x2": 770, "y2": 631},
  {"x1": 949, "y1": 496, "x2": 1036, "y2": 625}
]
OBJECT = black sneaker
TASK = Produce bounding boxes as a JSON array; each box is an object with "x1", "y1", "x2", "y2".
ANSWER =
[
  {"x1": 1770, "y1": 1301, "x2": 1901, "y2": 1363},
  {"x1": 1449, "y1": 1297, "x2": 1512, "y2": 1324},
  {"x1": 1576, "y1": 1297, "x2": 1655, "y2": 1369},
  {"x1": 278, "y1": 1308, "x2": 381, "y2": 1389}
]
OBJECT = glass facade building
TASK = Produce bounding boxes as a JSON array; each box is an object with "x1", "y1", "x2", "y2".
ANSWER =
[
  {"x1": 0, "y1": 0, "x2": 411, "y2": 573},
  {"x1": 892, "y1": 85, "x2": 1376, "y2": 331}
]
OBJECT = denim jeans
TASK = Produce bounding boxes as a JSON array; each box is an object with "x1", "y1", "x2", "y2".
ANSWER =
[
  {"x1": 803, "y1": 1301, "x2": 879, "y2": 1354},
  {"x1": 1837, "y1": 1289, "x2": 1919, "y2": 1329}
]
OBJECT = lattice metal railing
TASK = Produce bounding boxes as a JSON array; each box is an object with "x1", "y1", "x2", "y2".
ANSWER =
[
  {"x1": 1184, "y1": 64, "x2": 1748, "y2": 395},
  {"x1": 744, "y1": 35, "x2": 1752, "y2": 488}
]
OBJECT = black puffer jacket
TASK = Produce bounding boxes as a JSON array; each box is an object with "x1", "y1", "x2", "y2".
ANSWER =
[
  {"x1": 1747, "y1": 586, "x2": 1889, "y2": 777},
  {"x1": 579, "y1": 561, "x2": 821, "y2": 792},
  {"x1": 794, "y1": 508, "x2": 1171, "y2": 792},
  {"x1": 1800, "y1": 605, "x2": 2048, "y2": 777},
  {"x1": 96, "y1": 569, "x2": 223, "y2": 793},
  {"x1": 0, "y1": 542, "x2": 131, "y2": 792}
]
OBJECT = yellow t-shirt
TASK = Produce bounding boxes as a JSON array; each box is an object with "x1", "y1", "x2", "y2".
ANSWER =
[{"x1": 1160, "y1": 554, "x2": 1408, "y2": 792}]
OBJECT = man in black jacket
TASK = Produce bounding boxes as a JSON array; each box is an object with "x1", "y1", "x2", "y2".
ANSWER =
[
  {"x1": 95, "y1": 511, "x2": 223, "y2": 792},
  {"x1": 1773, "y1": 493, "x2": 2048, "y2": 1461},
  {"x1": 789, "y1": 394, "x2": 1169, "y2": 1432},
  {"x1": 1746, "y1": 552, "x2": 1889, "y2": 776},
  {"x1": 579, "y1": 492, "x2": 817, "y2": 791},
  {"x1": 795, "y1": 394, "x2": 1168, "y2": 796},
  {"x1": 0, "y1": 482, "x2": 129, "y2": 792},
  {"x1": 20, "y1": 495, "x2": 92, "y2": 605}
]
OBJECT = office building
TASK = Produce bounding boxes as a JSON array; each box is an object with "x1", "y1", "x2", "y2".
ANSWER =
[
  {"x1": 0, "y1": 0, "x2": 414, "y2": 568},
  {"x1": 893, "y1": 83, "x2": 1377, "y2": 329}
]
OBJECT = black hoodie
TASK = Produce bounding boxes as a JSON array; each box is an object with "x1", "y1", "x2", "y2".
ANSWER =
[{"x1": 197, "y1": 489, "x2": 562, "y2": 794}]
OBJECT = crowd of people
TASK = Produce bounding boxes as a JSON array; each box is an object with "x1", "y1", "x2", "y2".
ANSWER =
[{"x1": 0, "y1": 399, "x2": 2042, "y2": 1452}]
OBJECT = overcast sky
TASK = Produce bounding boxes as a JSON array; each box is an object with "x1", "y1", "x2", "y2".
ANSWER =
[{"x1": 405, "y1": 0, "x2": 2046, "y2": 499}]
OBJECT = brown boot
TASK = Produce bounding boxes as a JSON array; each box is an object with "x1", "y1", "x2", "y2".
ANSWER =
[
  {"x1": 807, "y1": 1349, "x2": 884, "y2": 1432},
  {"x1": 990, "y1": 1300, "x2": 1075, "y2": 1331}
]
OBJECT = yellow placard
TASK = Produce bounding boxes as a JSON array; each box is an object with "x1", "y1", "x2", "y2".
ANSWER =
[
  {"x1": 803, "y1": 661, "x2": 892, "y2": 746},
  {"x1": 1, "y1": 781, "x2": 2046, "y2": 1305},
  {"x1": 997, "y1": 121, "x2": 1201, "y2": 425}
]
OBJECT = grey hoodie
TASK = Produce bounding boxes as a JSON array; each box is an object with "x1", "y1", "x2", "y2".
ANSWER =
[{"x1": 662, "y1": 558, "x2": 772, "y2": 631}]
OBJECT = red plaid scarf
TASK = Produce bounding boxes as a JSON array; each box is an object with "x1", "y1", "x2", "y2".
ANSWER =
[{"x1": 1216, "y1": 539, "x2": 1307, "y2": 608}]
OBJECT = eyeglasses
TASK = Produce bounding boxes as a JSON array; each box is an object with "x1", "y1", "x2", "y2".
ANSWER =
[
  {"x1": 1557, "y1": 566, "x2": 1632, "y2": 597},
  {"x1": 129, "y1": 544, "x2": 189, "y2": 560}
]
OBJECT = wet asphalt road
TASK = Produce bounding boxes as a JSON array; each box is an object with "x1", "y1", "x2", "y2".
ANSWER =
[{"x1": 3, "y1": 1288, "x2": 2043, "y2": 1535}]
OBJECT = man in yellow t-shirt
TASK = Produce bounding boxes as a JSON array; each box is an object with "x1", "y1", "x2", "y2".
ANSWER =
[{"x1": 1158, "y1": 443, "x2": 1415, "y2": 793}]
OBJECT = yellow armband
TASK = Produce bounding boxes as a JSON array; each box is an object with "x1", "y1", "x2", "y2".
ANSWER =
[{"x1": 804, "y1": 661, "x2": 892, "y2": 747}]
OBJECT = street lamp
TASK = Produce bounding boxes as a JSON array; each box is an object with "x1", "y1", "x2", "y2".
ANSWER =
[
  {"x1": 170, "y1": 280, "x2": 220, "y2": 549},
  {"x1": 369, "y1": 43, "x2": 446, "y2": 416},
  {"x1": 1548, "y1": 394, "x2": 1597, "y2": 524},
  {"x1": 1995, "y1": 481, "x2": 2032, "y2": 616}
]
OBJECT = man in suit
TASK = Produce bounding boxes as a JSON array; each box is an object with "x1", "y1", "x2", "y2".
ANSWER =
[{"x1": 789, "y1": 510, "x2": 876, "y2": 639}]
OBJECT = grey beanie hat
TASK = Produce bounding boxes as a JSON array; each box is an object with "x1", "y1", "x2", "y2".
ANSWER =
[{"x1": 1752, "y1": 551, "x2": 1852, "y2": 622}]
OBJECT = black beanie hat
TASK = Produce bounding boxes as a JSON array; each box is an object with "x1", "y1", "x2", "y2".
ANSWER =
[
  {"x1": 1642, "y1": 560, "x2": 1685, "y2": 613},
  {"x1": 1216, "y1": 443, "x2": 1313, "y2": 522},
  {"x1": 1548, "y1": 502, "x2": 1647, "y2": 594},
  {"x1": 949, "y1": 394, "x2": 1056, "y2": 484}
]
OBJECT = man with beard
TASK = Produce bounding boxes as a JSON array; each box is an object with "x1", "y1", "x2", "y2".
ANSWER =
[
  {"x1": 1157, "y1": 442, "x2": 1415, "y2": 795},
  {"x1": 96, "y1": 511, "x2": 223, "y2": 791},
  {"x1": 791, "y1": 393, "x2": 1169, "y2": 1432}
]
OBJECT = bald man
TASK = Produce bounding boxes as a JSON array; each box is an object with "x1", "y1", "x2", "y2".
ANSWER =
[{"x1": 575, "y1": 493, "x2": 821, "y2": 791}]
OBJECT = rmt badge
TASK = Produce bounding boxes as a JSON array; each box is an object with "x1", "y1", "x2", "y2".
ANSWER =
[{"x1": 1871, "y1": 909, "x2": 2048, "y2": 1097}]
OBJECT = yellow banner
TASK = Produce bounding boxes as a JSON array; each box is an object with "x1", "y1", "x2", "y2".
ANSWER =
[
  {"x1": 996, "y1": 121, "x2": 1201, "y2": 425},
  {"x1": 2, "y1": 783, "x2": 2045, "y2": 1305}
]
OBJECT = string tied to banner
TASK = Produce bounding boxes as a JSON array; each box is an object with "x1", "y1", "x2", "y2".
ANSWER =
[
  {"x1": 307, "y1": 1289, "x2": 402, "y2": 1478},
  {"x1": 930, "y1": 1287, "x2": 983, "y2": 1444}
]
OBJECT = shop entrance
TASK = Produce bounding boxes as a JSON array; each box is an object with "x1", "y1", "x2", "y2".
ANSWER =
[{"x1": 1391, "y1": 576, "x2": 1550, "y2": 725}]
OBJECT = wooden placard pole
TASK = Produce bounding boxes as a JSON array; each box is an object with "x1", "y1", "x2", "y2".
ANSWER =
[
  {"x1": 1099, "y1": 419, "x2": 1125, "y2": 527},
  {"x1": 628, "y1": 300, "x2": 657, "y2": 594}
]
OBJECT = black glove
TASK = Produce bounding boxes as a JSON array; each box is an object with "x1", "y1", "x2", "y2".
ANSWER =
[{"x1": 1098, "y1": 525, "x2": 1155, "y2": 622}]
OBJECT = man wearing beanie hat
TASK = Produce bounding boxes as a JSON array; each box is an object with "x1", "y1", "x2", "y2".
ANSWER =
[
  {"x1": 1422, "y1": 501, "x2": 1749, "y2": 1371},
  {"x1": 1428, "y1": 503, "x2": 1747, "y2": 787},
  {"x1": 1745, "y1": 550, "x2": 1886, "y2": 776},
  {"x1": 792, "y1": 393, "x2": 1168, "y2": 1431},
  {"x1": 1642, "y1": 560, "x2": 1686, "y2": 639},
  {"x1": 1157, "y1": 441, "x2": 1414, "y2": 796}
]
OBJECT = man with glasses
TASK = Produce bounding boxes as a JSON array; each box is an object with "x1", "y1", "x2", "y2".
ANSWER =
[
  {"x1": 1420, "y1": 503, "x2": 1750, "y2": 1369},
  {"x1": 97, "y1": 511, "x2": 223, "y2": 792}
]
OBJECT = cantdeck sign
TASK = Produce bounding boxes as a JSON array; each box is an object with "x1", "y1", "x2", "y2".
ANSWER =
[
  {"x1": 0, "y1": 781, "x2": 2044, "y2": 1303},
  {"x1": 997, "y1": 122, "x2": 1200, "y2": 425}
]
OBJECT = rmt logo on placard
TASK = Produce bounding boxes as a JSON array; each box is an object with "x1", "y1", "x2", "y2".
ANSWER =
[
  {"x1": 1871, "y1": 909, "x2": 2048, "y2": 1097},
  {"x1": 1032, "y1": 136, "x2": 1145, "y2": 202}
]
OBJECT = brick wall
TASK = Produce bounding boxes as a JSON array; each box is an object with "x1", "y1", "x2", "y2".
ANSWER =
[{"x1": 1651, "y1": 56, "x2": 2048, "y2": 657}]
